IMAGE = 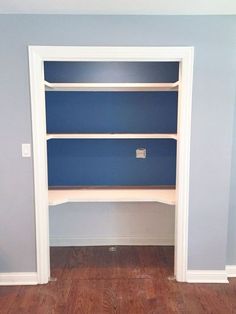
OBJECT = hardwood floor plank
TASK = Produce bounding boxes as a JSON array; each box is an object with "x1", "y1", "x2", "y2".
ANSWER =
[{"x1": 0, "y1": 286, "x2": 21, "y2": 314}]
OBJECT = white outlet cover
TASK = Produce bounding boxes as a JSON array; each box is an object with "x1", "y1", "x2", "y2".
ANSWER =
[
  {"x1": 22, "y1": 143, "x2": 31, "y2": 157},
  {"x1": 136, "y1": 148, "x2": 146, "y2": 159}
]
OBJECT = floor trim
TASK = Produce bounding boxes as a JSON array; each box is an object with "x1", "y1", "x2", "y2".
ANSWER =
[
  {"x1": 0, "y1": 272, "x2": 38, "y2": 286},
  {"x1": 226, "y1": 265, "x2": 236, "y2": 277},
  {"x1": 50, "y1": 236, "x2": 174, "y2": 247},
  {"x1": 186, "y1": 270, "x2": 228, "y2": 283}
]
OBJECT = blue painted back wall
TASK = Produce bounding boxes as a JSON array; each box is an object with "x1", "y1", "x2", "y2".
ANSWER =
[
  {"x1": 44, "y1": 61, "x2": 179, "y2": 83},
  {"x1": 45, "y1": 62, "x2": 178, "y2": 186},
  {"x1": 48, "y1": 139, "x2": 176, "y2": 186},
  {"x1": 46, "y1": 92, "x2": 178, "y2": 133}
]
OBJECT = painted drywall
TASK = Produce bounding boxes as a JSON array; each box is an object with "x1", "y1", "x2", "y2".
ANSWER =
[
  {"x1": 45, "y1": 62, "x2": 177, "y2": 187},
  {"x1": 44, "y1": 61, "x2": 179, "y2": 82},
  {"x1": 227, "y1": 97, "x2": 236, "y2": 265},
  {"x1": 0, "y1": 15, "x2": 235, "y2": 272},
  {"x1": 46, "y1": 92, "x2": 178, "y2": 134},
  {"x1": 1, "y1": 0, "x2": 236, "y2": 15},
  {"x1": 47, "y1": 139, "x2": 177, "y2": 186},
  {"x1": 49, "y1": 203, "x2": 175, "y2": 246}
]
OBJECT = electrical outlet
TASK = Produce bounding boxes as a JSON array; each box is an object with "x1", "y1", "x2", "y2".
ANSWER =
[{"x1": 136, "y1": 148, "x2": 146, "y2": 159}]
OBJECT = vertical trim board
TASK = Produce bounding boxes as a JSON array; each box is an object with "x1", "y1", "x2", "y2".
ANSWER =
[{"x1": 28, "y1": 48, "x2": 50, "y2": 284}]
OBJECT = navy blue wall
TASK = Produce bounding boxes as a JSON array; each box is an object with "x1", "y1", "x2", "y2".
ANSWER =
[
  {"x1": 45, "y1": 62, "x2": 178, "y2": 187},
  {"x1": 46, "y1": 92, "x2": 177, "y2": 134},
  {"x1": 44, "y1": 61, "x2": 179, "y2": 83},
  {"x1": 47, "y1": 139, "x2": 176, "y2": 186}
]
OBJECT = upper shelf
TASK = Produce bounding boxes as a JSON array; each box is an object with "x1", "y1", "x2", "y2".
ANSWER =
[
  {"x1": 44, "y1": 81, "x2": 179, "y2": 92},
  {"x1": 46, "y1": 133, "x2": 178, "y2": 140}
]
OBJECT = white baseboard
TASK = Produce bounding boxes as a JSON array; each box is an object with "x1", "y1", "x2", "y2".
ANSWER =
[
  {"x1": 0, "y1": 272, "x2": 38, "y2": 286},
  {"x1": 226, "y1": 265, "x2": 236, "y2": 277},
  {"x1": 186, "y1": 270, "x2": 228, "y2": 283},
  {"x1": 50, "y1": 236, "x2": 174, "y2": 247}
]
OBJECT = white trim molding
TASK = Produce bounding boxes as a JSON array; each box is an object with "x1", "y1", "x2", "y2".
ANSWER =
[
  {"x1": 50, "y1": 236, "x2": 174, "y2": 247},
  {"x1": 226, "y1": 265, "x2": 236, "y2": 277},
  {"x1": 28, "y1": 46, "x2": 194, "y2": 284},
  {"x1": 186, "y1": 270, "x2": 229, "y2": 283},
  {"x1": 0, "y1": 272, "x2": 38, "y2": 286}
]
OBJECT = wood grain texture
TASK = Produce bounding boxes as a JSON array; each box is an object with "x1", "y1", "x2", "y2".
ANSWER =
[{"x1": 1, "y1": 246, "x2": 236, "y2": 314}]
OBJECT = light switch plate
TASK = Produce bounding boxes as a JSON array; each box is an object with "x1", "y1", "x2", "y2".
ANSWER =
[
  {"x1": 22, "y1": 143, "x2": 31, "y2": 157},
  {"x1": 136, "y1": 148, "x2": 146, "y2": 159}
]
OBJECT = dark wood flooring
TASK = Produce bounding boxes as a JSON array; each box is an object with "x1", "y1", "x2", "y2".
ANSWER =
[{"x1": 1, "y1": 246, "x2": 236, "y2": 313}]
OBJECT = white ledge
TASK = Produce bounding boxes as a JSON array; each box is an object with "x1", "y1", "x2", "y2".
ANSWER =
[
  {"x1": 48, "y1": 188, "x2": 176, "y2": 206},
  {"x1": 44, "y1": 81, "x2": 179, "y2": 92},
  {"x1": 46, "y1": 133, "x2": 178, "y2": 140}
]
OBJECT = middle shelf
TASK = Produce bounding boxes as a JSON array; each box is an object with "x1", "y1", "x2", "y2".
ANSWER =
[
  {"x1": 46, "y1": 133, "x2": 178, "y2": 140},
  {"x1": 44, "y1": 81, "x2": 179, "y2": 92}
]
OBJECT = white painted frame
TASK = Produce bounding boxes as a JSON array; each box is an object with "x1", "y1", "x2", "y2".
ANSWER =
[{"x1": 28, "y1": 46, "x2": 194, "y2": 284}]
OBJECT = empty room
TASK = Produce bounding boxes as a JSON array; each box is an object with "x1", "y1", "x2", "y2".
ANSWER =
[{"x1": 0, "y1": 1, "x2": 236, "y2": 313}]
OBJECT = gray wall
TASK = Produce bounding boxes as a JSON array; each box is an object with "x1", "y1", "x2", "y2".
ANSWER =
[
  {"x1": 0, "y1": 15, "x2": 235, "y2": 272},
  {"x1": 49, "y1": 203, "x2": 175, "y2": 246}
]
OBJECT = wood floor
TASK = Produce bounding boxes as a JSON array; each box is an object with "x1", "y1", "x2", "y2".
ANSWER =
[{"x1": 1, "y1": 246, "x2": 236, "y2": 313}]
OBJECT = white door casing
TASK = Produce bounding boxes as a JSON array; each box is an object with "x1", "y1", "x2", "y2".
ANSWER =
[{"x1": 28, "y1": 46, "x2": 194, "y2": 283}]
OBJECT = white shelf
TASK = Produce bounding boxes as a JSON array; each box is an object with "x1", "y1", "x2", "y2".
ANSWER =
[
  {"x1": 44, "y1": 81, "x2": 179, "y2": 92},
  {"x1": 48, "y1": 188, "x2": 176, "y2": 206},
  {"x1": 46, "y1": 133, "x2": 178, "y2": 140}
]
